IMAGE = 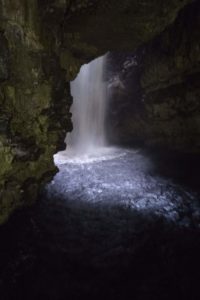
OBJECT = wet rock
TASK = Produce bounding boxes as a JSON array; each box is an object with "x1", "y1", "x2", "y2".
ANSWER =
[
  {"x1": 106, "y1": 1, "x2": 200, "y2": 154},
  {"x1": 0, "y1": 32, "x2": 9, "y2": 81}
]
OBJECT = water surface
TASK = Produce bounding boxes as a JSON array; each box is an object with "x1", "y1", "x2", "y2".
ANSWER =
[
  {"x1": 1, "y1": 147, "x2": 200, "y2": 300},
  {"x1": 52, "y1": 147, "x2": 200, "y2": 227}
]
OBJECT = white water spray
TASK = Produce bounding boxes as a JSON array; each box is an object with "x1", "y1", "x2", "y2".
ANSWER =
[
  {"x1": 54, "y1": 55, "x2": 123, "y2": 165},
  {"x1": 68, "y1": 55, "x2": 107, "y2": 154}
]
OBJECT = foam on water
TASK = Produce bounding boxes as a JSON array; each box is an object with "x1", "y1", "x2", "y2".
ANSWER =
[
  {"x1": 54, "y1": 146, "x2": 132, "y2": 165},
  {"x1": 50, "y1": 148, "x2": 200, "y2": 227}
]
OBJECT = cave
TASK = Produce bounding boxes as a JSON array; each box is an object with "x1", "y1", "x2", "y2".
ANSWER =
[{"x1": 0, "y1": 1, "x2": 200, "y2": 299}]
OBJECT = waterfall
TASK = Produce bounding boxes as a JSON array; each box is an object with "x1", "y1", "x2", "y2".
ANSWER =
[{"x1": 68, "y1": 56, "x2": 107, "y2": 155}]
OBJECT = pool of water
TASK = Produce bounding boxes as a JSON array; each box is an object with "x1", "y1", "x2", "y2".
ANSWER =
[
  {"x1": 0, "y1": 147, "x2": 200, "y2": 300},
  {"x1": 51, "y1": 147, "x2": 200, "y2": 227}
]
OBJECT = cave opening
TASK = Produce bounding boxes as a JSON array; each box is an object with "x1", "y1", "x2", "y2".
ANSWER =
[
  {"x1": 50, "y1": 52, "x2": 200, "y2": 225},
  {"x1": 38, "y1": 51, "x2": 200, "y2": 299}
]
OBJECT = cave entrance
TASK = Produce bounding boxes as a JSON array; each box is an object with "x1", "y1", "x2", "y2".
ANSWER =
[
  {"x1": 54, "y1": 52, "x2": 141, "y2": 165},
  {"x1": 49, "y1": 53, "x2": 200, "y2": 228}
]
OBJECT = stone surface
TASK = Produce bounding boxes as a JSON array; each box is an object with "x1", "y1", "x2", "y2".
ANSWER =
[
  {"x1": 106, "y1": 1, "x2": 200, "y2": 153},
  {"x1": 0, "y1": 0, "x2": 72, "y2": 223}
]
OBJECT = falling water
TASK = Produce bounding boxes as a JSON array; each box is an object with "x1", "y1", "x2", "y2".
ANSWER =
[
  {"x1": 54, "y1": 54, "x2": 123, "y2": 164},
  {"x1": 68, "y1": 56, "x2": 107, "y2": 155}
]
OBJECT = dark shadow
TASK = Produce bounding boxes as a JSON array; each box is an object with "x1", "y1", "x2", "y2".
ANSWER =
[
  {"x1": 144, "y1": 147, "x2": 200, "y2": 191},
  {"x1": 0, "y1": 190, "x2": 200, "y2": 300}
]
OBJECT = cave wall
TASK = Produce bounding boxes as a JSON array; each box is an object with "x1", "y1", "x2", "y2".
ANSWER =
[
  {"x1": 0, "y1": 0, "x2": 73, "y2": 223},
  {"x1": 108, "y1": 1, "x2": 200, "y2": 153},
  {"x1": 0, "y1": 0, "x2": 193, "y2": 223},
  {"x1": 105, "y1": 52, "x2": 143, "y2": 145}
]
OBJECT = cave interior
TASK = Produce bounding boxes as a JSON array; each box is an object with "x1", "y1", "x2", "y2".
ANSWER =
[{"x1": 0, "y1": 0, "x2": 200, "y2": 299}]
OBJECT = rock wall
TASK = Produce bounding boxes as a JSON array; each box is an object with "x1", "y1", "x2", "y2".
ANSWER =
[
  {"x1": 107, "y1": 1, "x2": 200, "y2": 153},
  {"x1": 0, "y1": 0, "x2": 193, "y2": 223},
  {"x1": 105, "y1": 52, "x2": 143, "y2": 144},
  {"x1": 0, "y1": 0, "x2": 73, "y2": 223}
]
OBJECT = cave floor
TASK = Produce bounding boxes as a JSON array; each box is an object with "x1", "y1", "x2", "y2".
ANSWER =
[{"x1": 0, "y1": 148, "x2": 200, "y2": 300}]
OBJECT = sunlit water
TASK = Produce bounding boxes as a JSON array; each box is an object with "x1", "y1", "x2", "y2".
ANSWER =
[{"x1": 52, "y1": 147, "x2": 200, "y2": 227}]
